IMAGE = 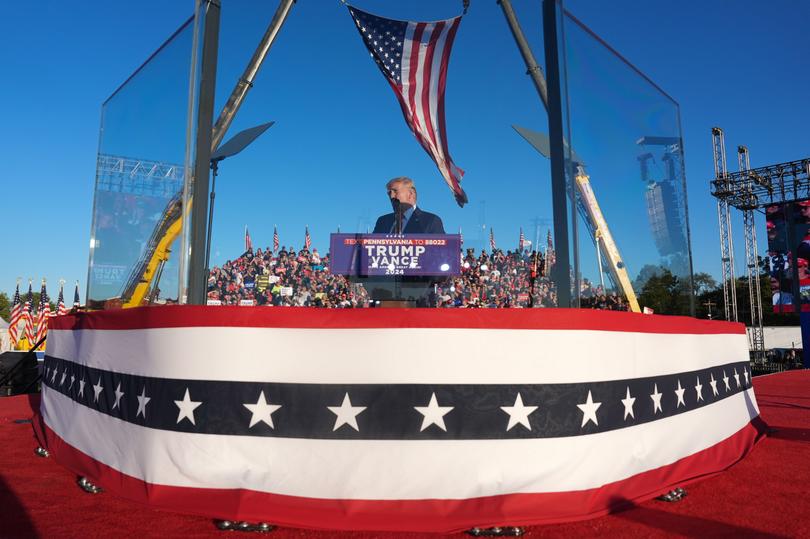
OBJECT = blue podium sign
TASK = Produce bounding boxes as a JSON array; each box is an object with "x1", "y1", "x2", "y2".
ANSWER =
[{"x1": 329, "y1": 234, "x2": 461, "y2": 277}]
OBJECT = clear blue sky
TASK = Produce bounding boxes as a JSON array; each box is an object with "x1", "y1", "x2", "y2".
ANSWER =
[{"x1": 2, "y1": 0, "x2": 808, "y2": 301}]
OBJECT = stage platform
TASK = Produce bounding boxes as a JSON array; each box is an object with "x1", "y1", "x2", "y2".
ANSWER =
[{"x1": 0, "y1": 369, "x2": 806, "y2": 538}]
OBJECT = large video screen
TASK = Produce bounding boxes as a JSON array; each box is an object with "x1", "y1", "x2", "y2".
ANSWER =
[{"x1": 764, "y1": 200, "x2": 810, "y2": 313}]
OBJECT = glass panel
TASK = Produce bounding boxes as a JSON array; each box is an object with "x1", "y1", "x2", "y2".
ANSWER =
[
  {"x1": 205, "y1": 1, "x2": 564, "y2": 308},
  {"x1": 86, "y1": 12, "x2": 202, "y2": 306},
  {"x1": 557, "y1": 5, "x2": 694, "y2": 314}
]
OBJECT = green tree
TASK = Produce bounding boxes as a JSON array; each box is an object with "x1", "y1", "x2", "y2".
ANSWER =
[{"x1": 0, "y1": 292, "x2": 9, "y2": 321}]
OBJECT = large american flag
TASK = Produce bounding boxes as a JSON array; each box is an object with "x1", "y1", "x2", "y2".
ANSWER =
[
  {"x1": 35, "y1": 280, "x2": 50, "y2": 344},
  {"x1": 8, "y1": 281, "x2": 22, "y2": 346},
  {"x1": 348, "y1": 6, "x2": 467, "y2": 207}
]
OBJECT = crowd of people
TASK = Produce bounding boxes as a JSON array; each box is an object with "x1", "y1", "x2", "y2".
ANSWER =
[{"x1": 206, "y1": 243, "x2": 630, "y2": 310}]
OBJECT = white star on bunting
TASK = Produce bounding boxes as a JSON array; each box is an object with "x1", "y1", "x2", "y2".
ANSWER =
[
  {"x1": 68, "y1": 374, "x2": 75, "y2": 391},
  {"x1": 674, "y1": 380, "x2": 686, "y2": 408},
  {"x1": 709, "y1": 373, "x2": 719, "y2": 396},
  {"x1": 51, "y1": 369, "x2": 57, "y2": 383},
  {"x1": 93, "y1": 378, "x2": 103, "y2": 403},
  {"x1": 743, "y1": 368, "x2": 749, "y2": 385},
  {"x1": 136, "y1": 387, "x2": 151, "y2": 419},
  {"x1": 328, "y1": 393, "x2": 366, "y2": 432},
  {"x1": 78, "y1": 377, "x2": 86, "y2": 399},
  {"x1": 577, "y1": 390, "x2": 602, "y2": 427},
  {"x1": 244, "y1": 390, "x2": 282, "y2": 429},
  {"x1": 733, "y1": 368, "x2": 741, "y2": 388},
  {"x1": 174, "y1": 388, "x2": 202, "y2": 425},
  {"x1": 651, "y1": 384, "x2": 663, "y2": 414},
  {"x1": 415, "y1": 392, "x2": 454, "y2": 432},
  {"x1": 695, "y1": 376, "x2": 704, "y2": 402},
  {"x1": 723, "y1": 371, "x2": 731, "y2": 391},
  {"x1": 59, "y1": 371, "x2": 66, "y2": 386},
  {"x1": 112, "y1": 382, "x2": 124, "y2": 410},
  {"x1": 500, "y1": 393, "x2": 538, "y2": 431},
  {"x1": 621, "y1": 386, "x2": 636, "y2": 420}
]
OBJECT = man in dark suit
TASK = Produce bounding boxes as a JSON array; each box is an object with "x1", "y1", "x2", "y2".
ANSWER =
[{"x1": 373, "y1": 177, "x2": 445, "y2": 234}]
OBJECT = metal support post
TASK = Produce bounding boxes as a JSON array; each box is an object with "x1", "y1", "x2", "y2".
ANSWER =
[
  {"x1": 187, "y1": 0, "x2": 221, "y2": 305},
  {"x1": 738, "y1": 146, "x2": 765, "y2": 360},
  {"x1": 711, "y1": 127, "x2": 738, "y2": 321},
  {"x1": 541, "y1": 0, "x2": 573, "y2": 307}
]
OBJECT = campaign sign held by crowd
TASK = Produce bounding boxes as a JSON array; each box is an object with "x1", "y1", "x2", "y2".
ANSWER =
[{"x1": 329, "y1": 234, "x2": 461, "y2": 277}]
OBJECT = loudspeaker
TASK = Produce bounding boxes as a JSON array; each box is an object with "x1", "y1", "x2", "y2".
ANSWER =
[{"x1": 0, "y1": 351, "x2": 39, "y2": 396}]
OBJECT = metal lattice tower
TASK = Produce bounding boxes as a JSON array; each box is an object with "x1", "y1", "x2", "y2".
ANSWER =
[
  {"x1": 712, "y1": 127, "x2": 738, "y2": 321},
  {"x1": 737, "y1": 146, "x2": 765, "y2": 360}
]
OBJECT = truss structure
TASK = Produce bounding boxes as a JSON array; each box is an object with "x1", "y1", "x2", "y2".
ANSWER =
[
  {"x1": 710, "y1": 127, "x2": 810, "y2": 360},
  {"x1": 96, "y1": 154, "x2": 184, "y2": 198}
]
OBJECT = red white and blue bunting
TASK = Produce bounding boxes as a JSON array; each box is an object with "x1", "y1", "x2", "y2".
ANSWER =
[{"x1": 35, "y1": 307, "x2": 763, "y2": 532}]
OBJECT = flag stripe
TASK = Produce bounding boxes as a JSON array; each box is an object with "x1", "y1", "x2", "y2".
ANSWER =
[
  {"x1": 46, "y1": 305, "x2": 745, "y2": 334},
  {"x1": 39, "y1": 386, "x2": 759, "y2": 499},
  {"x1": 34, "y1": 416, "x2": 764, "y2": 532},
  {"x1": 47, "y1": 327, "x2": 748, "y2": 384}
]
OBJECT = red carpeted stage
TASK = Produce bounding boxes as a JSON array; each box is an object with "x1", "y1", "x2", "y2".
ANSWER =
[{"x1": 0, "y1": 369, "x2": 806, "y2": 538}]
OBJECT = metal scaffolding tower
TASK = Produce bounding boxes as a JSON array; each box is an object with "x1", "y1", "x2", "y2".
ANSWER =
[
  {"x1": 711, "y1": 127, "x2": 738, "y2": 321},
  {"x1": 737, "y1": 146, "x2": 765, "y2": 360},
  {"x1": 711, "y1": 127, "x2": 810, "y2": 361}
]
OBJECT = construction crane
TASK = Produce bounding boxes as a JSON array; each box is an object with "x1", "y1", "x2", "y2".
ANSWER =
[{"x1": 119, "y1": 0, "x2": 294, "y2": 308}]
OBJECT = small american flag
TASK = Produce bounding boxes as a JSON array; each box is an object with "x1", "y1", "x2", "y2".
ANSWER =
[
  {"x1": 273, "y1": 225, "x2": 280, "y2": 253},
  {"x1": 23, "y1": 281, "x2": 35, "y2": 344},
  {"x1": 8, "y1": 281, "x2": 22, "y2": 346},
  {"x1": 489, "y1": 227, "x2": 496, "y2": 251},
  {"x1": 459, "y1": 226, "x2": 463, "y2": 245},
  {"x1": 73, "y1": 281, "x2": 81, "y2": 308},
  {"x1": 245, "y1": 226, "x2": 253, "y2": 252},
  {"x1": 304, "y1": 226, "x2": 312, "y2": 251},
  {"x1": 56, "y1": 281, "x2": 67, "y2": 316},
  {"x1": 519, "y1": 228, "x2": 525, "y2": 252},
  {"x1": 35, "y1": 280, "x2": 50, "y2": 344},
  {"x1": 348, "y1": 6, "x2": 467, "y2": 206}
]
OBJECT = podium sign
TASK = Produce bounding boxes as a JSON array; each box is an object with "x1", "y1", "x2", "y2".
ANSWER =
[{"x1": 329, "y1": 234, "x2": 461, "y2": 277}]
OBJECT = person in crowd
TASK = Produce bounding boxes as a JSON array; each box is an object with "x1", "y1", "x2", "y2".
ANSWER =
[{"x1": 373, "y1": 177, "x2": 445, "y2": 234}]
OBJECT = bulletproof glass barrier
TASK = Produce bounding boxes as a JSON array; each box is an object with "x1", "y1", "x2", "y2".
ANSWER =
[
  {"x1": 86, "y1": 8, "x2": 205, "y2": 306},
  {"x1": 553, "y1": 4, "x2": 694, "y2": 314},
  {"x1": 204, "y1": 1, "x2": 565, "y2": 309}
]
